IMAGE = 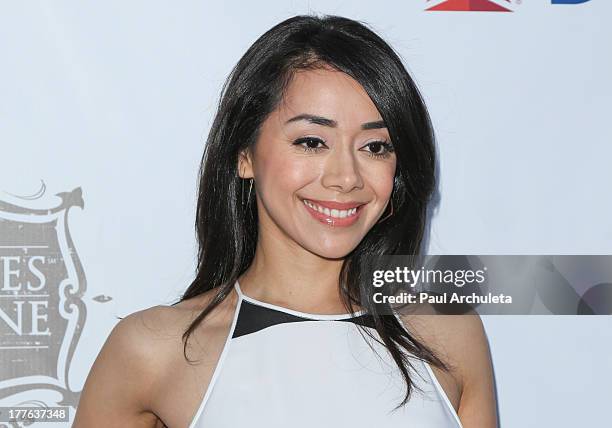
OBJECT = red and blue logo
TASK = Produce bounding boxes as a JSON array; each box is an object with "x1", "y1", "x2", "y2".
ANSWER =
[{"x1": 425, "y1": 0, "x2": 592, "y2": 12}]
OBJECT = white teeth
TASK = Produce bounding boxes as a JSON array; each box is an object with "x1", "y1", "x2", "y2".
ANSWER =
[{"x1": 303, "y1": 200, "x2": 359, "y2": 218}]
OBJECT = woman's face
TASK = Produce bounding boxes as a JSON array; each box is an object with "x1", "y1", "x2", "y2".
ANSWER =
[{"x1": 239, "y1": 67, "x2": 396, "y2": 259}]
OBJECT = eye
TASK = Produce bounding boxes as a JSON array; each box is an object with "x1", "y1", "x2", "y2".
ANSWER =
[
  {"x1": 292, "y1": 136, "x2": 327, "y2": 153},
  {"x1": 362, "y1": 140, "x2": 395, "y2": 159}
]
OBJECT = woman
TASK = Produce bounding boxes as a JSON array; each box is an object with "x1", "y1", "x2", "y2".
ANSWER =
[{"x1": 73, "y1": 14, "x2": 497, "y2": 428}]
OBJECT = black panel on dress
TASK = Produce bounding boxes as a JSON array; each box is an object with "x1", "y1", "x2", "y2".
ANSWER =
[{"x1": 232, "y1": 300, "x2": 377, "y2": 338}]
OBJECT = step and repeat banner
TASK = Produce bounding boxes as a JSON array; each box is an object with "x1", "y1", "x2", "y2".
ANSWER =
[{"x1": 1, "y1": 1, "x2": 610, "y2": 426}]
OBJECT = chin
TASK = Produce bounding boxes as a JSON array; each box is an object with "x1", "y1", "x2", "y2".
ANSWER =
[{"x1": 304, "y1": 240, "x2": 359, "y2": 260}]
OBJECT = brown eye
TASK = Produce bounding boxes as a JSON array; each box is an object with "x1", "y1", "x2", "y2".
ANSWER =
[
  {"x1": 362, "y1": 141, "x2": 394, "y2": 159},
  {"x1": 293, "y1": 136, "x2": 327, "y2": 153}
]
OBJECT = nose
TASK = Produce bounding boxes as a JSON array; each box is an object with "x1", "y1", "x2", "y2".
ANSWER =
[{"x1": 320, "y1": 142, "x2": 364, "y2": 193}]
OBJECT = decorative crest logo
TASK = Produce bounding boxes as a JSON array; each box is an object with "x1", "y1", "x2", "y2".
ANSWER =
[{"x1": 0, "y1": 183, "x2": 86, "y2": 424}]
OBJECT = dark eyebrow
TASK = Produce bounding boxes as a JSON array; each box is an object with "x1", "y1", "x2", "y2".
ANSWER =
[{"x1": 285, "y1": 113, "x2": 386, "y2": 130}]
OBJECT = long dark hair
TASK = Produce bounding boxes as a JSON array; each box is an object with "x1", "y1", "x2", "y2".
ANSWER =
[{"x1": 174, "y1": 14, "x2": 447, "y2": 407}]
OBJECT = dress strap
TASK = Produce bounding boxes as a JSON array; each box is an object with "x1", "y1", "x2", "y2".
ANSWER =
[{"x1": 234, "y1": 279, "x2": 244, "y2": 299}]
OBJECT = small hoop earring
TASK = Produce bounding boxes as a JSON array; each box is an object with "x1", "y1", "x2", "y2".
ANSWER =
[
  {"x1": 246, "y1": 178, "x2": 254, "y2": 206},
  {"x1": 239, "y1": 163, "x2": 254, "y2": 207},
  {"x1": 377, "y1": 198, "x2": 394, "y2": 224}
]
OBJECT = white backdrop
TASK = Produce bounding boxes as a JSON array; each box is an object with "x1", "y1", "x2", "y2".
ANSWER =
[{"x1": 1, "y1": 1, "x2": 611, "y2": 426}]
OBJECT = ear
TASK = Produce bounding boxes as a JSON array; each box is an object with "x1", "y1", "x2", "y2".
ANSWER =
[{"x1": 237, "y1": 148, "x2": 254, "y2": 179}]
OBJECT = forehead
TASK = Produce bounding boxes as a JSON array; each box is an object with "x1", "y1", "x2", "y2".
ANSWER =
[{"x1": 277, "y1": 67, "x2": 383, "y2": 125}]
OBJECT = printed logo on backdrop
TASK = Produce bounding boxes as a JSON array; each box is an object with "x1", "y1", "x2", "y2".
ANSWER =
[
  {"x1": 0, "y1": 183, "x2": 106, "y2": 426},
  {"x1": 426, "y1": 0, "x2": 516, "y2": 12},
  {"x1": 425, "y1": 0, "x2": 592, "y2": 12}
]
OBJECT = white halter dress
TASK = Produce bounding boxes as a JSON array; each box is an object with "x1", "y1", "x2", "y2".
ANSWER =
[{"x1": 188, "y1": 280, "x2": 463, "y2": 428}]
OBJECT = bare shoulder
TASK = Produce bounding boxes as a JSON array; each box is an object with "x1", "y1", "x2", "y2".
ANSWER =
[
  {"x1": 72, "y1": 305, "x2": 180, "y2": 427},
  {"x1": 73, "y1": 288, "x2": 236, "y2": 428},
  {"x1": 399, "y1": 307, "x2": 490, "y2": 374},
  {"x1": 398, "y1": 307, "x2": 498, "y2": 428}
]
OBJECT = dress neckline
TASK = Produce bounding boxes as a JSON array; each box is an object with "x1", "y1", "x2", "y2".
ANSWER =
[{"x1": 234, "y1": 280, "x2": 367, "y2": 321}]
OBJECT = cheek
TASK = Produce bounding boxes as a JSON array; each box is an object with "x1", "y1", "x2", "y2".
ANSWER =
[
  {"x1": 256, "y1": 152, "x2": 317, "y2": 201},
  {"x1": 365, "y1": 161, "x2": 396, "y2": 200}
]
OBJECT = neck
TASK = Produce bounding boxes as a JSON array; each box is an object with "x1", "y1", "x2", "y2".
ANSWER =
[{"x1": 237, "y1": 235, "x2": 355, "y2": 315}]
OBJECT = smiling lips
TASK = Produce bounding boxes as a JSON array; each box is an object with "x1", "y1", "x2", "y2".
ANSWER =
[{"x1": 302, "y1": 198, "x2": 365, "y2": 227}]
